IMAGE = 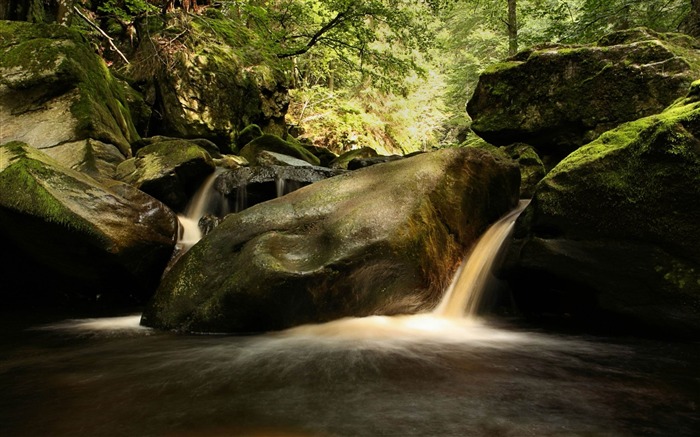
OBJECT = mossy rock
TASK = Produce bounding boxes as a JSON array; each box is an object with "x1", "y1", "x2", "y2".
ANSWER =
[
  {"x1": 0, "y1": 141, "x2": 177, "y2": 306},
  {"x1": 329, "y1": 147, "x2": 379, "y2": 169},
  {"x1": 505, "y1": 91, "x2": 700, "y2": 336},
  {"x1": 116, "y1": 139, "x2": 216, "y2": 211},
  {"x1": 239, "y1": 134, "x2": 320, "y2": 166},
  {"x1": 502, "y1": 143, "x2": 547, "y2": 198},
  {"x1": 467, "y1": 27, "x2": 700, "y2": 165},
  {"x1": 130, "y1": 14, "x2": 289, "y2": 151},
  {"x1": 42, "y1": 138, "x2": 125, "y2": 180},
  {"x1": 0, "y1": 21, "x2": 139, "y2": 156},
  {"x1": 141, "y1": 147, "x2": 520, "y2": 333},
  {"x1": 234, "y1": 124, "x2": 264, "y2": 150}
]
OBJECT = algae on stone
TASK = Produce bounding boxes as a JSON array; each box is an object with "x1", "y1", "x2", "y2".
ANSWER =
[{"x1": 0, "y1": 21, "x2": 139, "y2": 156}]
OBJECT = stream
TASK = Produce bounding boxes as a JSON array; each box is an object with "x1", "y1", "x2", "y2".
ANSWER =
[{"x1": 1, "y1": 311, "x2": 698, "y2": 437}]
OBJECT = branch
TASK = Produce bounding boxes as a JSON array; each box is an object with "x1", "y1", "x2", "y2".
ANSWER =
[
  {"x1": 73, "y1": 6, "x2": 130, "y2": 65},
  {"x1": 277, "y1": 11, "x2": 350, "y2": 58}
]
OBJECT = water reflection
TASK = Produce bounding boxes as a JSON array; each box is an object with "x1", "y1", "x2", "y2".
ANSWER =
[{"x1": 1, "y1": 313, "x2": 697, "y2": 437}]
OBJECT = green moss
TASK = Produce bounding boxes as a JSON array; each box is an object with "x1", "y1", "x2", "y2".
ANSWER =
[
  {"x1": 0, "y1": 21, "x2": 139, "y2": 156},
  {"x1": 235, "y1": 124, "x2": 264, "y2": 149},
  {"x1": 241, "y1": 134, "x2": 320, "y2": 166},
  {"x1": 0, "y1": 142, "x2": 92, "y2": 233}
]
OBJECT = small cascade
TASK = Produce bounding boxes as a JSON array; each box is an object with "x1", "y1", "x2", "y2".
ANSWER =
[
  {"x1": 275, "y1": 177, "x2": 286, "y2": 198},
  {"x1": 434, "y1": 200, "x2": 530, "y2": 318},
  {"x1": 177, "y1": 168, "x2": 225, "y2": 249}
]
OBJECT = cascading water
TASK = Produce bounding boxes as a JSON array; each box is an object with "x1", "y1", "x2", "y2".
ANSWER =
[
  {"x1": 177, "y1": 168, "x2": 225, "y2": 249},
  {"x1": 434, "y1": 199, "x2": 530, "y2": 318}
]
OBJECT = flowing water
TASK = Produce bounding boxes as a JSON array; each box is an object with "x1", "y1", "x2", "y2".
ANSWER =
[
  {"x1": 177, "y1": 169, "x2": 225, "y2": 249},
  {"x1": 1, "y1": 203, "x2": 698, "y2": 436}
]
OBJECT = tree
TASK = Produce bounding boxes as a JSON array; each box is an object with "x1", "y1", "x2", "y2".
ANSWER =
[{"x1": 0, "y1": 0, "x2": 73, "y2": 24}]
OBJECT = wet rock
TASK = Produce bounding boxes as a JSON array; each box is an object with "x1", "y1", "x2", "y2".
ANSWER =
[
  {"x1": 142, "y1": 147, "x2": 520, "y2": 333},
  {"x1": 0, "y1": 141, "x2": 177, "y2": 306},
  {"x1": 115, "y1": 139, "x2": 215, "y2": 211},
  {"x1": 239, "y1": 134, "x2": 320, "y2": 166}
]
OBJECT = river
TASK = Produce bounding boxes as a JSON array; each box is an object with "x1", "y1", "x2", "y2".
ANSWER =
[{"x1": 1, "y1": 310, "x2": 698, "y2": 437}]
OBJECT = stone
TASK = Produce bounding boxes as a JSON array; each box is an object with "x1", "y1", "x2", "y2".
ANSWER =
[
  {"x1": 0, "y1": 141, "x2": 177, "y2": 306},
  {"x1": 467, "y1": 27, "x2": 700, "y2": 164},
  {"x1": 239, "y1": 134, "x2": 320, "y2": 166},
  {"x1": 141, "y1": 147, "x2": 520, "y2": 333},
  {"x1": 329, "y1": 147, "x2": 379, "y2": 169},
  {"x1": 115, "y1": 139, "x2": 216, "y2": 211},
  {"x1": 0, "y1": 21, "x2": 139, "y2": 157},
  {"x1": 504, "y1": 89, "x2": 700, "y2": 336}
]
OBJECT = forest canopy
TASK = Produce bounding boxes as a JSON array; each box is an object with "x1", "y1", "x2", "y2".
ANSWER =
[{"x1": 2, "y1": 0, "x2": 698, "y2": 152}]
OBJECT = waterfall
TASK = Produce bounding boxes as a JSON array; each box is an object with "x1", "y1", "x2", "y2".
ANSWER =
[
  {"x1": 177, "y1": 169, "x2": 224, "y2": 249},
  {"x1": 434, "y1": 200, "x2": 530, "y2": 318},
  {"x1": 276, "y1": 177, "x2": 286, "y2": 198}
]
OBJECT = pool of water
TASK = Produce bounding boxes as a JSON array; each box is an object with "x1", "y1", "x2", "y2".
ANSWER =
[{"x1": 1, "y1": 311, "x2": 698, "y2": 437}]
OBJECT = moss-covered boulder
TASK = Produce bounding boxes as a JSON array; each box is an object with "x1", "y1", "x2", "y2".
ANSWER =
[
  {"x1": 502, "y1": 143, "x2": 547, "y2": 198},
  {"x1": 141, "y1": 148, "x2": 520, "y2": 333},
  {"x1": 239, "y1": 134, "x2": 320, "y2": 166},
  {"x1": 0, "y1": 141, "x2": 177, "y2": 306},
  {"x1": 504, "y1": 89, "x2": 700, "y2": 336},
  {"x1": 329, "y1": 147, "x2": 379, "y2": 169},
  {"x1": 130, "y1": 12, "x2": 289, "y2": 151},
  {"x1": 467, "y1": 27, "x2": 700, "y2": 164},
  {"x1": 0, "y1": 21, "x2": 139, "y2": 156},
  {"x1": 234, "y1": 124, "x2": 264, "y2": 150},
  {"x1": 42, "y1": 139, "x2": 125, "y2": 180},
  {"x1": 115, "y1": 139, "x2": 215, "y2": 211}
]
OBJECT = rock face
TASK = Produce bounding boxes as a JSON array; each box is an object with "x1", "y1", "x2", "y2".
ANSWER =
[
  {"x1": 504, "y1": 89, "x2": 700, "y2": 335},
  {"x1": 132, "y1": 11, "x2": 289, "y2": 149},
  {"x1": 0, "y1": 21, "x2": 139, "y2": 157},
  {"x1": 115, "y1": 139, "x2": 215, "y2": 211},
  {"x1": 0, "y1": 142, "x2": 178, "y2": 305},
  {"x1": 467, "y1": 28, "x2": 700, "y2": 164},
  {"x1": 142, "y1": 148, "x2": 520, "y2": 333}
]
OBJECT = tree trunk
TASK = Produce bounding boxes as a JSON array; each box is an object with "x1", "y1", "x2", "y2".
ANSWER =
[
  {"x1": 507, "y1": 0, "x2": 518, "y2": 56},
  {"x1": 681, "y1": 0, "x2": 700, "y2": 38}
]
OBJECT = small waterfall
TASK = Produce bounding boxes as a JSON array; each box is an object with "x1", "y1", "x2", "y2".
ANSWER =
[
  {"x1": 434, "y1": 200, "x2": 530, "y2": 318},
  {"x1": 275, "y1": 177, "x2": 286, "y2": 198},
  {"x1": 177, "y1": 169, "x2": 224, "y2": 249}
]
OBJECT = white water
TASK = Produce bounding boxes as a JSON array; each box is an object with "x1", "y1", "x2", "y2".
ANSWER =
[
  {"x1": 177, "y1": 169, "x2": 224, "y2": 249},
  {"x1": 435, "y1": 199, "x2": 530, "y2": 318}
]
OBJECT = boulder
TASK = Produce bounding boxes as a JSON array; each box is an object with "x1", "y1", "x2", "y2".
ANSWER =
[
  {"x1": 502, "y1": 143, "x2": 546, "y2": 198},
  {"x1": 115, "y1": 139, "x2": 216, "y2": 211},
  {"x1": 329, "y1": 147, "x2": 379, "y2": 169},
  {"x1": 130, "y1": 11, "x2": 289, "y2": 150},
  {"x1": 504, "y1": 87, "x2": 700, "y2": 336},
  {"x1": 467, "y1": 27, "x2": 700, "y2": 164},
  {"x1": 239, "y1": 134, "x2": 320, "y2": 166},
  {"x1": 0, "y1": 141, "x2": 177, "y2": 306},
  {"x1": 216, "y1": 164, "x2": 346, "y2": 211},
  {"x1": 141, "y1": 147, "x2": 520, "y2": 333},
  {"x1": 42, "y1": 138, "x2": 126, "y2": 180},
  {"x1": 0, "y1": 21, "x2": 139, "y2": 157}
]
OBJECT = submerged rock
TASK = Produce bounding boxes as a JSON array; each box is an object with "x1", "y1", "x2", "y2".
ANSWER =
[
  {"x1": 467, "y1": 27, "x2": 700, "y2": 164},
  {"x1": 142, "y1": 148, "x2": 520, "y2": 333},
  {"x1": 0, "y1": 142, "x2": 177, "y2": 306},
  {"x1": 504, "y1": 88, "x2": 700, "y2": 336},
  {"x1": 0, "y1": 21, "x2": 139, "y2": 157}
]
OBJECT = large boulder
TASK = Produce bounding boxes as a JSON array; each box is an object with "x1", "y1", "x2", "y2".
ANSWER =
[
  {"x1": 0, "y1": 141, "x2": 178, "y2": 306},
  {"x1": 130, "y1": 10, "x2": 289, "y2": 150},
  {"x1": 142, "y1": 148, "x2": 520, "y2": 333},
  {"x1": 0, "y1": 21, "x2": 139, "y2": 157},
  {"x1": 504, "y1": 87, "x2": 700, "y2": 336},
  {"x1": 467, "y1": 28, "x2": 700, "y2": 164}
]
